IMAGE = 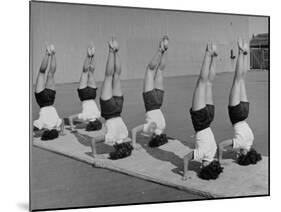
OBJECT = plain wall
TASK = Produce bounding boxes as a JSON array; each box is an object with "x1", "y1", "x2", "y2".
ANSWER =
[{"x1": 31, "y1": 2, "x2": 252, "y2": 84}]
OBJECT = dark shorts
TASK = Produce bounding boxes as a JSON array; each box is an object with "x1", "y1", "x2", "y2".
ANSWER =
[
  {"x1": 228, "y1": 102, "x2": 249, "y2": 125},
  {"x1": 35, "y1": 88, "x2": 56, "y2": 108},
  {"x1": 100, "y1": 96, "x2": 124, "y2": 120},
  {"x1": 77, "y1": 87, "x2": 97, "y2": 101},
  {"x1": 143, "y1": 89, "x2": 164, "y2": 112},
  {"x1": 190, "y1": 104, "x2": 215, "y2": 132}
]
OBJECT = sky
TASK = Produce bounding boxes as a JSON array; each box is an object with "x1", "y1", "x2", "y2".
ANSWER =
[{"x1": 248, "y1": 16, "x2": 268, "y2": 37}]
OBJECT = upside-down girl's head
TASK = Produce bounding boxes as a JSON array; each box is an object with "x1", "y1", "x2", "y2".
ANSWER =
[
  {"x1": 148, "y1": 133, "x2": 168, "y2": 147},
  {"x1": 199, "y1": 160, "x2": 224, "y2": 180},
  {"x1": 146, "y1": 122, "x2": 157, "y2": 136},
  {"x1": 237, "y1": 148, "x2": 262, "y2": 166},
  {"x1": 86, "y1": 119, "x2": 102, "y2": 131},
  {"x1": 41, "y1": 129, "x2": 59, "y2": 141}
]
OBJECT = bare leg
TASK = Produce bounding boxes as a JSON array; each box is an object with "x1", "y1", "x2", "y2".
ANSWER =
[
  {"x1": 206, "y1": 54, "x2": 217, "y2": 105},
  {"x1": 35, "y1": 51, "x2": 49, "y2": 93},
  {"x1": 112, "y1": 51, "x2": 123, "y2": 97},
  {"x1": 229, "y1": 39, "x2": 244, "y2": 106},
  {"x1": 240, "y1": 40, "x2": 248, "y2": 102},
  {"x1": 143, "y1": 46, "x2": 164, "y2": 92},
  {"x1": 192, "y1": 44, "x2": 212, "y2": 111},
  {"x1": 154, "y1": 49, "x2": 167, "y2": 90},
  {"x1": 68, "y1": 114, "x2": 80, "y2": 132},
  {"x1": 45, "y1": 47, "x2": 56, "y2": 91},
  {"x1": 79, "y1": 47, "x2": 92, "y2": 89},
  {"x1": 100, "y1": 43, "x2": 114, "y2": 101},
  {"x1": 88, "y1": 56, "x2": 97, "y2": 89}
]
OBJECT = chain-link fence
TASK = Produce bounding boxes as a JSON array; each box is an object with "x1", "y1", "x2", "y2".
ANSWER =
[{"x1": 250, "y1": 47, "x2": 269, "y2": 70}]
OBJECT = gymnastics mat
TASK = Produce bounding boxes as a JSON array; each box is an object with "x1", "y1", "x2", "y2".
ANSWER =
[{"x1": 33, "y1": 127, "x2": 268, "y2": 198}]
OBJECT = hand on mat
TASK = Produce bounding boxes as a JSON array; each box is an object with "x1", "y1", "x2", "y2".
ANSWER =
[
  {"x1": 133, "y1": 143, "x2": 142, "y2": 151},
  {"x1": 182, "y1": 173, "x2": 192, "y2": 181},
  {"x1": 220, "y1": 160, "x2": 229, "y2": 166},
  {"x1": 60, "y1": 132, "x2": 66, "y2": 136},
  {"x1": 70, "y1": 128, "x2": 78, "y2": 133},
  {"x1": 182, "y1": 175, "x2": 188, "y2": 181},
  {"x1": 94, "y1": 154, "x2": 108, "y2": 160}
]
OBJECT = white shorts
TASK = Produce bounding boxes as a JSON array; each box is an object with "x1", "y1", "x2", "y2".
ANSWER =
[
  {"x1": 33, "y1": 106, "x2": 62, "y2": 130},
  {"x1": 78, "y1": 100, "x2": 101, "y2": 122},
  {"x1": 104, "y1": 117, "x2": 129, "y2": 145},
  {"x1": 193, "y1": 127, "x2": 217, "y2": 162},
  {"x1": 232, "y1": 121, "x2": 254, "y2": 151},
  {"x1": 143, "y1": 109, "x2": 166, "y2": 135}
]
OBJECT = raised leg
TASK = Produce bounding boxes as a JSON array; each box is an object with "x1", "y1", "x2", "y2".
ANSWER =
[
  {"x1": 88, "y1": 55, "x2": 97, "y2": 89},
  {"x1": 143, "y1": 40, "x2": 164, "y2": 92},
  {"x1": 154, "y1": 52, "x2": 167, "y2": 90},
  {"x1": 45, "y1": 45, "x2": 56, "y2": 91},
  {"x1": 112, "y1": 51, "x2": 123, "y2": 97},
  {"x1": 192, "y1": 44, "x2": 212, "y2": 111},
  {"x1": 240, "y1": 40, "x2": 248, "y2": 102},
  {"x1": 35, "y1": 49, "x2": 50, "y2": 93},
  {"x1": 229, "y1": 39, "x2": 244, "y2": 106},
  {"x1": 154, "y1": 36, "x2": 169, "y2": 90},
  {"x1": 79, "y1": 47, "x2": 92, "y2": 89},
  {"x1": 206, "y1": 53, "x2": 217, "y2": 105},
  {"x1": 100, "y1": 42, "x2": 114, "y2": 101}
]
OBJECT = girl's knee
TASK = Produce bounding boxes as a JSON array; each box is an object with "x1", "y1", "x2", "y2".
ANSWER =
[
  {"x1": 198, "y1": 75, "x2": 208, "y2": 84},
  {"x1": 89, "y1": 64, "x2": 95, "y2": 72},
  {"x1": 105, "y1": 67, "x2": 114, "y2": 76},
  {"x1": 47, "y1": 71, "x2": 55, "y2": 79},
  {"x1": 147, "y1": 62, "x2": 157, "y2": 70},
  {"x1": 158, "y1": 63, "x2": 165, "y2": 71}
]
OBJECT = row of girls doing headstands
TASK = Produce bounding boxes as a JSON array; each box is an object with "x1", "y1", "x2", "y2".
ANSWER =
[{"x1": 33, "y1": 36, "x2": 262, "y2": 180}]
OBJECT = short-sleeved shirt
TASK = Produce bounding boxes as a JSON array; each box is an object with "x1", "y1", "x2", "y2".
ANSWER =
[
  {"x1": 193, "y1": 127, "x2": 217, "y2": 162},
  {"x1": 143, "y1": 109, "x2": 166, "y2": 135},
  {"x1": 33, "y1": 106, "x2": 62, "y2": 130},
  {"x1": 232, "y1": 121, "x2": 254, "y2": 151},
  {"x1": 104, "y1": 117, "x2": 129, "y2": 145},
  {"x1": 78, "y1": 99, "x2": 101, "y2": 122}
]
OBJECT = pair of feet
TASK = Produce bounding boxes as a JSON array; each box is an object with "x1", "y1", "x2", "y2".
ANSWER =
[
  {"x1": 108, "y1": 37, "x2": 119, "y2": 52},
  {"x1": 206, "y1": 39, "x2": 248, "y2": 57},
  {"x1": 159, "y1": 35, "x2": 169, "y2": 53},
  {"x1": 108, "y1": 36, "x2": 169, "y2": 53},
  {"x1": 238, "y1": 38, "x2": 248, "y2": 55},
  {"x1": 206, "y1": 42, "x2": 218, "y2": 57},
  {"x1": 87, "y1": 43, "x2": 96, "y2": 57},
  {"x1": 88, "y1": 35, "x2": 169, "y2": 57},
  {"x1": 46, "y1": 44, "x2": 55, "y2": 55}
]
